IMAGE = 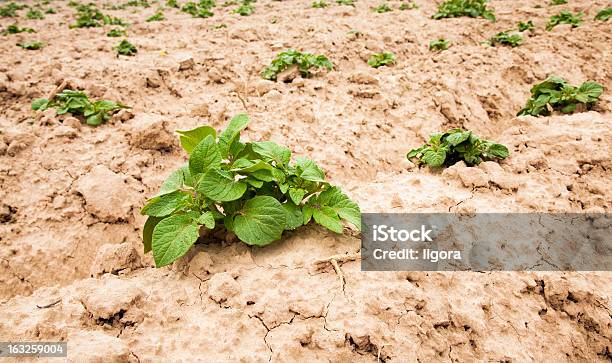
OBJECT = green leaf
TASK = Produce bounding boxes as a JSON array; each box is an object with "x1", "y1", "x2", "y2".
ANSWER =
[
  {"x1": 189, "y1": 135, "x2": 221, "y2": 175},
  {"x1": 317, "y1": 186, "x2": 361, "y2": 230},
  {"x1": 445, "y1": 131, "x2": 470, "y2": 146},
  {"x1": 32, "y1": 98, "x2": 49, "y2": 110},
  {"x1": 196, "y1": 211, "x2": 215, "y2": 229},
  {"x1": 486, "y1": 143, "x2": 509, "y2": 159},
  {"x1": 219, "y1": 113, "x2": 249, "y2": 158},
  {"x1": 250, "y1": 141, "x2": 292, "y2": 165},
  {"x1": 282, "y1": 202, "x2": 303, "y2": 230},
  {"x1": 294, "y1": 157, "x2": 325, "y2": 182},
  {"x1": 197, "y1": 169, "x2": 247, "y2": 201},
  {"x1": 313, "y1": 206, "x2": 343, "y2": 233},
  {"x1": 288, "y1": 188, "x2": 307, "y2": 205},
  {"x1": 421, "y1": 148, "x2": 446, "y2": 166},
  {"x1": 176, "y1": 125, "x2": 217, "y2": 154},
  {"x1": 143, "y1": 216, "x2": 163, "y2": 253},
  {"x1": 141, "y1": 191, "x2": 190, "y2": 217},
  {"x1": 152, "y1": 215, "x2": 200, "y2": 267},
  {"x1": 157, "y1": 168, "x2": 186, "y2": 196},
  {"x1": 233, "y1": 196, "x2": 286, "y2": 246}
]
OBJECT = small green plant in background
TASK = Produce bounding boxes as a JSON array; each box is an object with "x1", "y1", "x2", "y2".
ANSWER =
[
  {"x1": 141, "y1": 114, "x2": 361, "y2": 267},
  {"x1": 2, "y1": 24, "x2": 36, "y2": 35},
  {"x1": 116, "y1": 39, "x2": 137, "y2": 56},
  {"x1": 32, "y1": 89, "x2": 128, "y2": 126},
  {"x1": 0, "y1": 2, "x2": 26, "y2": 17},
  {"x1": 312, "y1": 0, "x2": 328, "y2": 8},
  {"x1": 517, "y1": 76, "x2": 603, "y2": 116},
  {"x1": 595, "y1": 7, "x2": 611, "y2": 21},
  {"x1": 337, "y1": 0, "x2": 355, "y2": 6},
  {"x1": 373, "y1": 3, "x2": 392, "y2": 13},
  {"x1": 429, "y1": 38, "x2": 449, "y2": 51},
  {"x1": 367, "y1": 52, "x2": 395, "y2": 68},
  {"x1": 45, "y1": 8, "x2": 56, "y2": 14},
  {"x1": 222, "y1": 0, "x2": 237, "y2": 6},
  {"x1": 486, "y1": 30, "x2": 523, "y2": 47},
  {"x1": 262, "y1": 49, "x2": 333, "y2": 81},
  {"x1": 70, "y1": 4, "x2": 128, "y2": 28},
  {"x1": 166, "y1": 0, "x2": 180, "y2": 8},
  {"x1": 212, "y1": 23, "x2": 227, "y2": 28},
  {"x1": 518, "y1": 20, "x2": 534, "y2": 31},
  {"x1": 407, "y1": 129, "x2": 509, "y2": 167},
  {"x1": 147, "y1": 11, "x2": 165, "y2": 21},
  {"x1": 549, "y1": 0, "x2": 566, "y2": 5},
  {"x1": 17, "y1": 41, "x2": 44, "y2": 50},
  {"x1": 399, "y1": 1, "x2": 418, "y2": 10},
  {"x1": 433, "y1": 0, "x2": 495, "y2": 22},
  {"x1": 546, "y1": 11, "x2": 583, "y2": 30},
  {"x1": 181, "y1": 1, "x2": 214, "y2": 17},
  {"x1": 233, "y1": 3, "x2": 254, "y2": 15},
  {"x1": 107, "y1": 28, "x2": 127, "y2": 37},
  {"x1": 26, "y1": 8, "x2": 44, "y2": 19}
]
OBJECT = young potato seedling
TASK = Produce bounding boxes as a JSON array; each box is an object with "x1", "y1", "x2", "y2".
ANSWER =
[
  {"x1": 71, "y1": 4, "x2": 128, "y2": 28},
  {"x1": 429, "y1": 38, "x2": 449, "y2": 51},
  {"x1": 141, "y1": 114, "x2": 361, "y2": 267},
  {"x1": 595, "y1": 7, "x2": 611, "y2": 21},
  {"x1": 17, "y1": 41, "x2": 44, "y2": 50},
  {"x1": 399, "y1": 2, "x2": 418, "y2": 10},
  {"x1": 181, "y1": 1, "x2": 214, "y2": 18},
  {"x1": 107, "y1": 28, "x2": 127, "y2": 37},
  {"x1": 167, "y1": 0, "x2": 180, "y2": 8},
  {"x1": 373, "y1": 3, "x2": 392, "y2": 13},
  {"x1": 549, "y1": 0, "x2": 566, "y2": 5},
  {"x1": 0, "y1": 2, "x2": 26, "y2": 17},
  {"x1": 517, "y1": 76, "x2": 604, "y2": 116},
  {"x1": 147, "y1": 11, "x2": 165, "y2": 21},
  {"x1": 262, "y1": 49, "x2": 333, "y2": 81},
  {"x1": 233, "y1": 3, "x2": 254, "y2": 16},
  {"x1": 433, "y1": 0, "x2": 495, "y2": 22},
  {"x1": 312, "y1": 0, "x2": 328, "y2": 8},
  {"x1": 486, "y1": 30, "x2": 523, "y2": 47},
  {"x1": 32, "y1": 89, "x2": 128, "y2": 126},
  {"x1": 45, "y1": 8, "x2": 56, "y2": 14},
  {"x1": 367, "y1": 52, "x2": 395, "y2": 68},
  {"x1": 116, "y1": 39, "x2": 137, "y2": 56},
  {"x1": 546, "y1": 11, "x2": 582, "y2": 30},
  {"x1": 337, "y1": 0, "x2": 356, "y2": 6},
  {"x1": 26, "y1": 9, "x2": 44, "y2": 19},
  {"x1": 2, "y1": 24, "x2": 36, "y2": 35},
  {"x1": 407, "y1": 129, "x2": 509, "y2": 167},
  {"x1": 517, "y1": 20, "x2": 534, "y2": 31}
]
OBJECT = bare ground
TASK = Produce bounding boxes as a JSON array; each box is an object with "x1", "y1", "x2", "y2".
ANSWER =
[{"x1": 0, "y1": 0, "x2": 610, "y2": 361}]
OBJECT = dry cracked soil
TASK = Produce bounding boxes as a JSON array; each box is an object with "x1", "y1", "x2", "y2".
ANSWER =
[{"x1": 0, "y1": 0, "x2": 611, "y2": 362}]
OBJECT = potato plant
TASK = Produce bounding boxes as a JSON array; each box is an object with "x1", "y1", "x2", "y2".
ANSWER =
[
  {"x1": 32, "y1": 90, "x2": 128, "y2": 126},
  {"x1": 546, "y1": 11, "x2": 582, "y2": 30},
  {"x1": 147, "y1": 11, "x2": 165, "y2": 21},
  {"x1": 116, "y1": 39, "x2": 137, "y2": 56},
  {"x1": 367, "y1": 52, "x2": 395, "y2": 68},
  {"x1": 517, "y1": 20, "x2": 534, "y2": 31},
  {"x1": 141, "y1": 114, "x2": 361, "y2": 267},
  {"x1": 373, "y1": 3, "x2": 392, "y2": 13},
  {"x1": 17, "y1": 41, "x2": 44, "y2": 50},
  {"x1": 429, "y1": 38, "x2": 449, "y2": 51},
  {"x1": 262, "y1": 49, "x2": 333, "y2": 81},
  {"x1": 312, "y1": 1, "x2": 328, "y2": 8},
  {"x1": 517, "y1": 76, "x2": 604, "y2": 116},
  {"x1": 0, "y1": 2, "x2": 26, "y2": 17},
  {"x1": 233, "y1": 3, "x2": 254, "y2": 16},
  {"x1": 181, "y1": 1, "x2": 214, "y2": 18},
  {"x1": 399, "y1": 2, "x2": 418, "y2": 10},
  {"x1": 408, "y1": 129, "x2": 509, "y2": 167},
  {"x1": 432, "y1": 0, "x2": 495, "y2": 22},
  {"x1": 487, "y1": 31, "x2": 522, "y2": 47},
  {"x1": 595, "y1": 7, "x2": 611, "y2": 21},
  {"x1": 26, "y1": 8, "x2": 44, "y2": 19},
  {"x1": 2, "y1": 24, "x2": 36, "y2": 35},
  {"x1": 107, "y1": 28, "x2": 127, "y2": 37},
  {"x1": 337, "y1": 0, "x2": 356, "y2": 6}
]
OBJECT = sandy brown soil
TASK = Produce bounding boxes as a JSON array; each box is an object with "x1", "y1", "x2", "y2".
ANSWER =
[{"x1": 1, "y1": 0, "x2": 611, "y2": 361}]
